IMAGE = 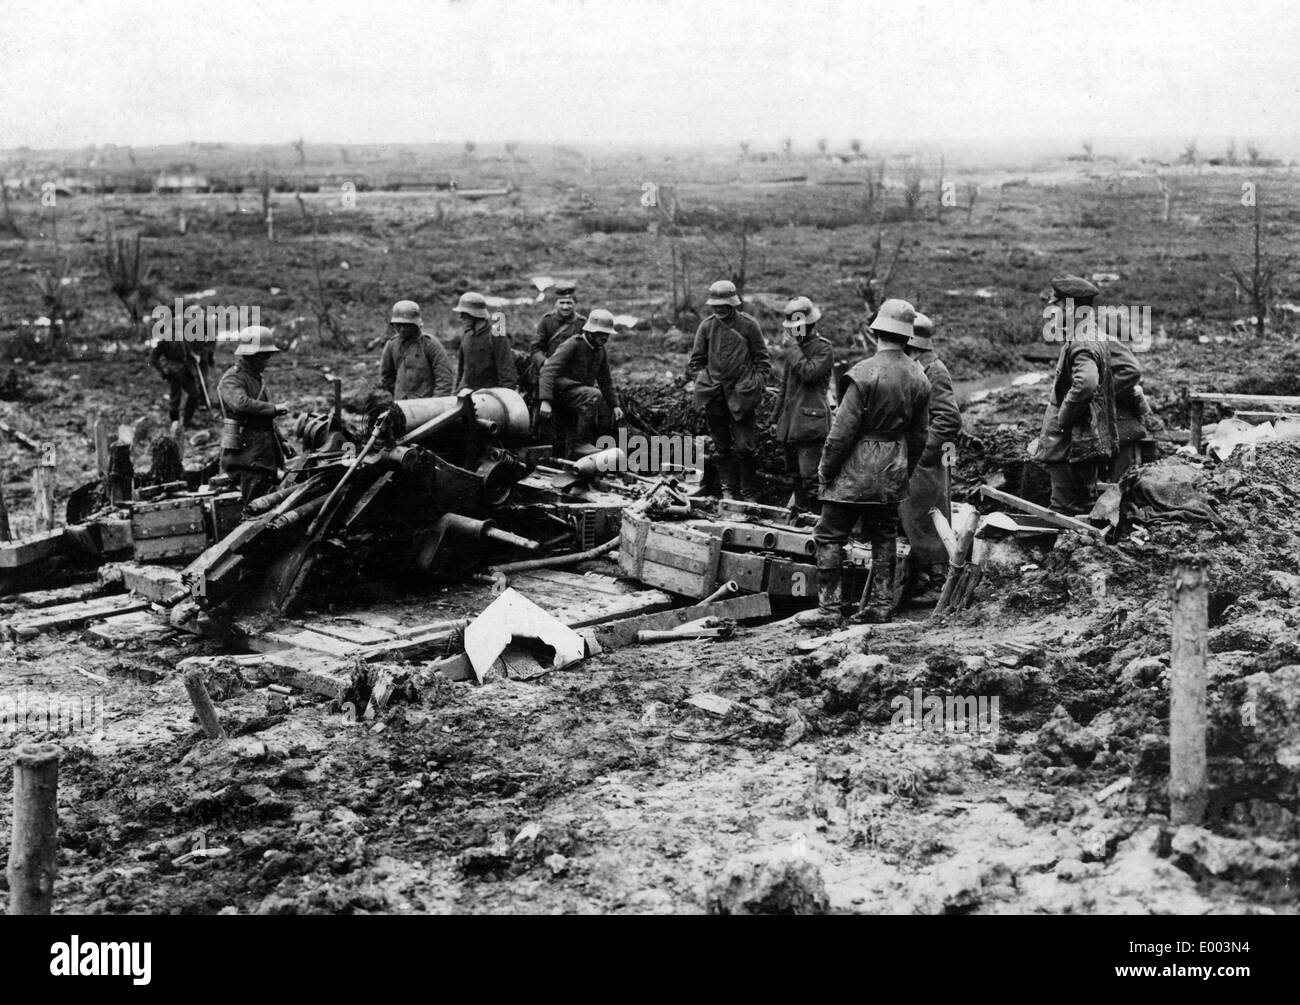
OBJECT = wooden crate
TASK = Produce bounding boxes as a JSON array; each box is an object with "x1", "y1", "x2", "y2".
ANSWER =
[
  {"x1": 130, "y1": 497, "x2": 209, "y2": 561},
  {"x1": 619, "y1": 513, "x2": 723, "y2": 599},
  {"x1": 205, "y1": 491, "x2": 245, "y2": 540}
]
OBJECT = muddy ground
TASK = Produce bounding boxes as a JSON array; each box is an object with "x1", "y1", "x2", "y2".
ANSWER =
[{"x1": 0, "y1": 147, "x2": 1298, "y2": 913}]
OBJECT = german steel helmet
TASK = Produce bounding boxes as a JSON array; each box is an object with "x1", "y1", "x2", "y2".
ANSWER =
[
  {"x1": 870, "y1": 298, "x2": 916, "y2": 338},
  {"x1": 909, "y1": 312, "x2": 934, "y2": 350},
  {"x1": 782, "y1": 295, "x2": 822, "y2": 328},
  {"x1": 454, "y1": 291, "x2": 490, "y2": 319},
  {"x1": 390, "y1": 300, "x2": 422, "y2": 325},
  {"x1": 582, "y1": 309, "x2": 618, "y2": 336},
  {"x1": 234, "y1": 325, "x2": 280, "y2": 355},
  {"x1": 706, "y1": 280, "x2": 742, "y2": 307}
]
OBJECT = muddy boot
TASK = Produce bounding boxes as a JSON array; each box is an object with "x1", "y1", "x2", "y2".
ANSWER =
[
  {"x1": 795, "y1": 543, "x2": 845, "y2": 628},
  {"x1": 717, "y1": 455, "x2": 740, "y2": 500},
  {"x1": 856, "y1": 539, "x2": 898, "y2": 623},
  {"x1": 737, "y1": 454, "x2": 760, "y2": 502}
]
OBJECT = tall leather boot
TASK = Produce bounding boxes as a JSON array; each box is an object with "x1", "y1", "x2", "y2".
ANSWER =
[
  {"x1": 738, "y1": 454, "x2": 760, "y2": 502},
  {"x1": 717, "y1": 455, "x2": 740, "y2": 500},
  {"x1": 857, "y1": 539, "x2": 898, "y2": 623},
  {"x1": 795, "y1": 542, "x2": 845, "y2": 627}
]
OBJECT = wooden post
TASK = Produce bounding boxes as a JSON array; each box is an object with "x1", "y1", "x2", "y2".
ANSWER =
[
  {"x1": 1189, "y1": 399, "x2": 1204, "y2": 452},
  {"x1": 92, "y1": 415, "x2": 110, "y2": 475},
  {"x1": 104, "y1": 442, "x2": 133, "y2": 504},
  {"x1": 0, "y1": 463, "x2": 11, "y2": 542},
  {"x1": 32, "y1": 442, "x2": 57, "y2": 531},
  {"x1": 184, "y1": 670, "x2": 227, "y2": 739},
  {"x1": 1169, "y1": 555, "x2": 1209, "y2": 826},
  {"x1": 7, "y1": 742, "x2": 60, "y2": 915}
]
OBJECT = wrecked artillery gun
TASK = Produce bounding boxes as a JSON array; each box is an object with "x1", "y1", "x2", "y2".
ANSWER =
[{"x1": 184, "y1": 388, "x2": 550, "y2": 616}]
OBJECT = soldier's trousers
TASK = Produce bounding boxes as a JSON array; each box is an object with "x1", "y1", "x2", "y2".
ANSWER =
[
  {"x1": 703, "y1": 397, "x2": 757, "y2": 460},
  {"x1": 555, "y1": 385, "x2": 606, "y2": 453},
  {"x1": 167, "y1": 372, "x2": 200, "y2": 424},
  {"x1": 813, "y1": 501, "x2": 900, "y2": 549},
  {"x1": 783, "y1": 441, "x2": 822, "y2": 509},
  {"x1": 1048, "y1": 458, "x2": 1108, "y2": 515},
  {"x1": 234, "y1": 469, "x2": 277, "y2": 508}
]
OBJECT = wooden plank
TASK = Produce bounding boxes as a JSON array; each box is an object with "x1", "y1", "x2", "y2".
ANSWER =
[
  {"x1": 133, "y1": 533, "x2": 210, "y2": 561},
  {"x1": 86, "y1": 610, "x2": 177, "y2": 645},
  {"x1": 643, "y1": 528, "x2": 712, "y2": 561},
  {"x1": 0, "y1": 529, "x2": 65, "y2": 569},
  {"x1": 592, "y1": 592, "x2": 773, "y2": 651},
  {"x1": 288, "y1": 619, "x2": 396, "y2": 646},
  {"x1": 979, "y1": 485, "x2": 1107, "y2": 538},
  {"x1": 118, "y1": 563, "x2": 189, "y2": 604},
  {"x1": 642, "y1": 544, "x2": 709, "y2": 576},
  {"x1": 1189, "y1": 392, "x2": 1300, "y2": 407},
  {"x1": 703, "y1": 533, "x2": 724, "y2": 586},
  {"x1": 635, "y1": 559, "x2": 708, "y2": 598},
  {"x1": 4, "y1": 580, "x2": 115, "y2": 610},
  {"x1": 250, "y1": 629, "x2": 361, "y2": 658},
  {"x1": 179, "y1": 649, "x2": 364, "y2": 700},
  {"x1": 552, "y1": 589, "x2": 674, "y2": 628},
  {"x1": 515, "y1": 569, "x2": 627, "y2": 597},
  {"x1": 0, "y1": 416, "x2": 40, "y2": 451},
  {"x1": 5, "y1": 595, "x2": 151, "y2": 637}
]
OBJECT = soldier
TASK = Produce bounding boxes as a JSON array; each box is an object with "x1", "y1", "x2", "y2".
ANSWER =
[
  {"x1": 899, "y1": 312, "x2": 962, "y2": 597},
  {"x1": 1032, "y1": 275, "x2": 1119, "y2": 514},
  {"x1": 687, "y1": 279, "x2": 771, "y2": 501},
  {"x1": 379, "y1": 299, "x2": 454, "y2": 401},
  {"x1": 150, "y1": 332, "x2": 212, "y2": 428},
  {"x1": 1109, "y1": 337, "x2": 1161, "y2": 479},
  {"x1": 797, "y1": 300, "x2": 930, "y2": 627},
  {"x1": 454, "y1": 291, "x2": 518, "y2": 391},
  {"x1": 538, "y1": 308, "x2": 625, "y2": 456},
  {"x1": 770, "y1": 296, "x2": 833, "y2": 513},
  {"x1": 218, "y1": 326, "x2": 289, "y2": 507},
  {"x1": 529, "y1": 282, "x2": 586, "y2": 381}
]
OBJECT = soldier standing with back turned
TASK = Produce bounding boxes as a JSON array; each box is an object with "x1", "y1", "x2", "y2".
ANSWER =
[{"x1": 796, "y1": 300, "x2": 930, "y2": 628}]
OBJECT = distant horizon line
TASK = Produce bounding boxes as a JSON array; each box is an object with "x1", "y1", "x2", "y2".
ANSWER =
[{"x1": 5, "y1": 133, "x2": 1300, "y2": 156}]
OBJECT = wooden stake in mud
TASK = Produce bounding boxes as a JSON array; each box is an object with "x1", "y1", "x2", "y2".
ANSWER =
[
  {"x1": 7, "y1": 742, "x2": 60, "y2": 915},
  {"x1": 104, "y1": 442, "x2": 134, "y2": 505},
  {"x1": 32, "y1": 442, "x2": 57, "y2": 531},
  {"x1": 0, "y1": 463, "x2": 11, "y2": 541},
  {"x1": 1169, "y1": 554, "x2": 1209, "y2": 826},
  {"x1": 184, "y1": 670, "x2": 227, "y2": 740},
  {"x1": 92, "y1": 415, "x2": 110, "y2": 474}
]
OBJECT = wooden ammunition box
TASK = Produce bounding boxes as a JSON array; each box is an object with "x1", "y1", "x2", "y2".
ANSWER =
[{"x1": 130, "y1": 497, "x2": 209, "y2": 562}]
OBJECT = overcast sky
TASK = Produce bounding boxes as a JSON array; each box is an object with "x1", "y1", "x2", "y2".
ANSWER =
[{"x1": 2, "y1": 0, "x2": 1298, "y2": 150}]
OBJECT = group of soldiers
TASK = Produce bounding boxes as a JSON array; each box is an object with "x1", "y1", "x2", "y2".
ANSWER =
[{"x1": 172, "y1": 269, "x2": 1155, "y2": 627}]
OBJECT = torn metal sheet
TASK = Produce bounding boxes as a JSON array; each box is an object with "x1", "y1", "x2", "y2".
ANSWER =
[{"x1": 463, "y1": 588, "x2": 586, "y2": 684}]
